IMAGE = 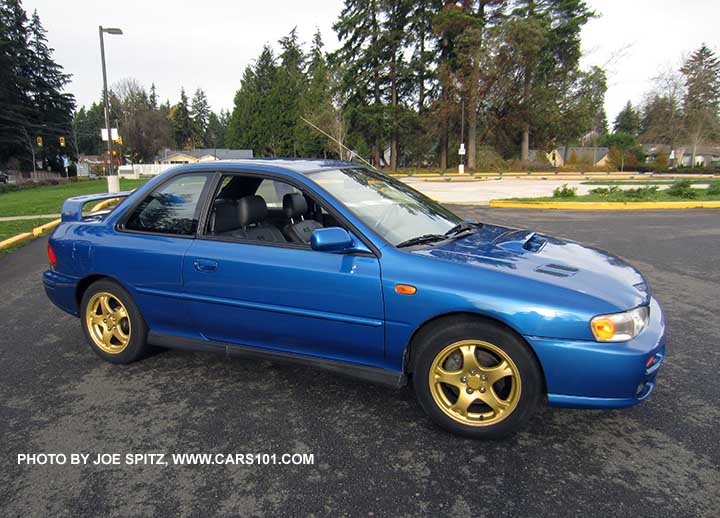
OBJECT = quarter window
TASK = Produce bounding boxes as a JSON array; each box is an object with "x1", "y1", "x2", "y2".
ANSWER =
[
  {"x1": 255, "y1": 179, "x2": 301, "y2": 208},
  {"x1": 124, "y1": 174, "x2": 209, "y2": 235}
]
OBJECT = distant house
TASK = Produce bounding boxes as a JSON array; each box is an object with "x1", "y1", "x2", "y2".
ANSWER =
[
  {"x1": 155, "y1": 148, "x2": 253, "y2": 164},
  {"x1": 643, "y1": 144, "x2": 720, "y2": 167},
  {"x1": 530, "y1": 147, "x2": 609, "y2": 167}
]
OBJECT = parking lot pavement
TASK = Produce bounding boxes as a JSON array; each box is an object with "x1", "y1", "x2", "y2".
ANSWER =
[{"x1": 1, "y1": 209, "x2": 718, "y2": 517}]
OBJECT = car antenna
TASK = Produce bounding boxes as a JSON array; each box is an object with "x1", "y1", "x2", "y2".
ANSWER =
[{"x1": 300, "y1": 116, "x2": 375, "y2": 169}]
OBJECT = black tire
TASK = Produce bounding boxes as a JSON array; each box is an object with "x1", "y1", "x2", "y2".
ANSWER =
[
  {"x1": 412, "y1": 317, "x2": 542, "y2": 439},
  {"x1": 80, "y1": 279, "x2": 149, "y2": 364}
]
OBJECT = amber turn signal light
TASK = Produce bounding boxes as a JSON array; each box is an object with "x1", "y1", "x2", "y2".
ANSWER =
[
  {"x1": 591, "y1": 318, "x2": 615, "y2": 341},
  {"x1": 395, "y1": 284, "x2": 417, "y2": 295}
]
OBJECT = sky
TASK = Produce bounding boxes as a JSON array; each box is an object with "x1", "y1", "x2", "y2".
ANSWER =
[{"x1": 24, "y1": 0, "x2": 720, "y2": 124}]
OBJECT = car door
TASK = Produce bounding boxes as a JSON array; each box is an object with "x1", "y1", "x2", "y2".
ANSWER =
[
  {"x1": 104, "y1": 172, "x2": 213, "y2": 337},
  {"x1": 181, "y1": 175, "x2": 385, "y2": 366}
]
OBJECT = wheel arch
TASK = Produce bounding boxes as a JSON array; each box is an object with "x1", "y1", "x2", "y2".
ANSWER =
[
  {"x1": 402, "y1": 311, "x2": 548, "y2": 393},
  {"x1": 75, "y1": 274, "x2": 132, "y2": 311}
]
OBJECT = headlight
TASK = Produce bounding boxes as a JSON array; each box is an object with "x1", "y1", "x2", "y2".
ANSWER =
[{"x1": 591, "y1": 306, "x2": 649, "y2": 342}]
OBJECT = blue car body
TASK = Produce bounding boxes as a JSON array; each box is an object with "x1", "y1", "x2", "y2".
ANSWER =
[{"x1": 44, "y1": 160, "x2": 665, "y2": 408}]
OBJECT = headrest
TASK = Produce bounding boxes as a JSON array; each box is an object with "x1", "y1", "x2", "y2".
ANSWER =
[
  {"x1": 212, "y1": 199, "x2": 239, "y2": 233},
  {"x1": 237, "y1": 195, "x2": 267, "y2": 226},
  {"x1": 283, "y1": 193, "x2": 308, "y2": 218}
]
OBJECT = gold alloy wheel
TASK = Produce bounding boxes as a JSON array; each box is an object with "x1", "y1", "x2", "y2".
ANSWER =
[
  {"x1": 429, "y1": 340, "x2": 521, "y2": 426},
  {"x1": 85, "y1": 292, "x2": 132, "y2": 354}
]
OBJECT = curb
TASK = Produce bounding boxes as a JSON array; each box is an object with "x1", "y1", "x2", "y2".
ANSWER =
[
  {"x1": 418, "y1": 174, "x2": 720, "y2": 182},
  {"x1": 489, "y1": 200, "x2": 720, "y2": 210},
  {"x1": 0, "y1": 197, "x2": 121, "y2": 251}
]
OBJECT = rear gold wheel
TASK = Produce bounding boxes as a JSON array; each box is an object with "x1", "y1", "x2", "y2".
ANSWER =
[
  {"x1": 85, "y1": 292, "x2": 132, "y2": 354},
  {"x1": 80, "y1": 279, "x2": 148, "y2": 364}
]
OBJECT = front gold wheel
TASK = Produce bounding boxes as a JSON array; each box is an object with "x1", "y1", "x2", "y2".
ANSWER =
[
  {"x1": 429, "y1": 340, "x2": 521, "y2": 427},
  {"x1": 85, "y1": 291, "x2": 132, "y2": 354}
]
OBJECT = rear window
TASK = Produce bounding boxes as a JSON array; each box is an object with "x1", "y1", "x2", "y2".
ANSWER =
[{"x1": 124, "y1": 174, "x2": 210, "y2": 235}]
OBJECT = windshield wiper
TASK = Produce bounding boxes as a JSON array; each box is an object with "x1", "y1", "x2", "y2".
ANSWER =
[
  {"x1": 444, "y1": 221, "x2": 475, "y2": 237},
  {"x1": 396, "y1": 234, "x2": 446, "y2": 248}
]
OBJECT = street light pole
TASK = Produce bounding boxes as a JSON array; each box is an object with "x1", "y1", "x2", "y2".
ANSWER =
[{"x1": 98, "y1": 25, "x2": 122, "y2": 192}]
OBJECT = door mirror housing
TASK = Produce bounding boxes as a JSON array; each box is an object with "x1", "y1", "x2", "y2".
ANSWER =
[{"x1": 311, "y1": 227, "x2": 371, "y2": 254}]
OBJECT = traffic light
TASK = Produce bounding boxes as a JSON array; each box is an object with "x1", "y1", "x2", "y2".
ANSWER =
[
  {"x1": 36, "y1": 136, "x2": 43, "y2": 147},
  {"x1": 115, "y1": 135, "x2": 123, "y2": 145},
  {"x1": 59, "y1": 136, "x2": 66, "y2": 147}
]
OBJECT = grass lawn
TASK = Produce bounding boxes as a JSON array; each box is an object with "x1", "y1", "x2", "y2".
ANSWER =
[
  {"x1": 508, "y1": 188, "x2": 720, "y2": 203},
  {"x1": 581, "y1": 179, "x2": 716, "y2": 185},
  {"x1": 0, "y1": 179, "x2": 148, "y2": 218},
  {"x1": 0, "y1": 217, "x2": 57, "y2": 256}
]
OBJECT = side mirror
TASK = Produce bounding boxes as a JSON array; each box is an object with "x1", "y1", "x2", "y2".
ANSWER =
[{"x1": 310, "y1": 227, "x2": 370, "y2": 254}]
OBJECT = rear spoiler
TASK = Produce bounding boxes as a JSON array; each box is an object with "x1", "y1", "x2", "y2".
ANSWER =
[{"x1": 61, "y1": 191, "x2": 133, "y2": 222}]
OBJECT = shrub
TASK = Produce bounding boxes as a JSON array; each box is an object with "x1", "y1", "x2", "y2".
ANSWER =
[
  {"x1": 475, "y1": 147, "x2": 509, "y2": 172},
  {"x1": 624, "y1": 186, "x2": 659, "y2": 199},
  {"x1": 553, "y1": 184, "x2": 577, "y2": 198},
  {"x1": 706, "y1": 181, "x2": 720, "y2": 195},
  {"x1": 589, "y1": 186, "x2": 622, "y2": 197},
  {"x1": 666, "y1": 180, "x2": 698, "y2": 199}
]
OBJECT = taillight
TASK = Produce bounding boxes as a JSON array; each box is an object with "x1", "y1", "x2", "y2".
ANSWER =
[{"x1": 47, "y1": 243, "x2": 57, "y2": 266}]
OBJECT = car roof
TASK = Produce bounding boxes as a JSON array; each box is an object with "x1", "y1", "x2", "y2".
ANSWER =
[{"x1": 193, "y1": 158, "x2": 360, "y2": 174}]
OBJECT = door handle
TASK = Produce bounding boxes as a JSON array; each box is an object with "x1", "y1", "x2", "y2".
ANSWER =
[{"x1": 193, "y1": 258, "x2": 218, "y2": 273}]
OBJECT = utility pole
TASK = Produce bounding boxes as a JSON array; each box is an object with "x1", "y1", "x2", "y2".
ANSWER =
[
  {"x1": 99, "y1": 25, "x2": 123, "y2": 192},
  {"x1": 459, "y1": 100, "x2": 466, "y2": 174}
]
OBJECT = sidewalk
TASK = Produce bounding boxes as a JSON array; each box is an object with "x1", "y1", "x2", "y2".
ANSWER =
[
  {"x1": 0, "y1": 214, "x2": 61, "y2": 221},
  {"x1": 403, "y1": 178, "x2": 587, "y2": 204}
]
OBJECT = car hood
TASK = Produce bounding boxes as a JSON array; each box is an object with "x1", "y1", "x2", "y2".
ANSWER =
[{"x1": 413, "y1": 223, "x2": 650, "y2": 311}]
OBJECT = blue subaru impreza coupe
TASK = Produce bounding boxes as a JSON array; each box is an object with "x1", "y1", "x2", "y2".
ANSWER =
[{"x1": 44, "y1": 160, "x2": 665, "y2": 438}]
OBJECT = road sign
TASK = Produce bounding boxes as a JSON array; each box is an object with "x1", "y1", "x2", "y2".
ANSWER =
[
  {"x1": 459, "y1": 143, "x2": 466, "y2": 156},
  {"x1": 101, "y1": 128, "x2": 119, "y2": 141}
]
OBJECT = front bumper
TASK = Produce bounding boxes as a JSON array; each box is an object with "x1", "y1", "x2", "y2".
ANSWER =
[
  {"x1": 525, "y1": 297, "x2": 666, "y2": 409},
  {"x1": 43, "y1": 269, "x2": 80, "y2": 316}
]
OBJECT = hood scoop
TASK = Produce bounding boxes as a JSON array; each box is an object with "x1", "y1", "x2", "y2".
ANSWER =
[
  {"x1": 534, "y1": 263, "x2": 579, "y2": 278},
  {"x1": 495, "y1": 231, "x2": 548, "y2": 253}
]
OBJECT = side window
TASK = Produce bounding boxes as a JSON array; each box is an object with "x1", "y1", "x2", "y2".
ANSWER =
[
  {"x1": 124, "y1": 174, "x2": 209, "y2": 236},
  {"x1": 204, "y1": 173, "x2": 345, "y2": 247},
  {"x1": 255, "y1": 179, "x2": 301, "y2": 208}
]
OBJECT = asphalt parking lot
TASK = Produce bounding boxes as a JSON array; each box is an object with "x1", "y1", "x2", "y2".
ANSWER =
[{"x1": 1, "y1": 208, "x2": 718, "y2": 517}]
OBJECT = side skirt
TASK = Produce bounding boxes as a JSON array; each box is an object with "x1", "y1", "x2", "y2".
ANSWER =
[{"x1": 148, "y1": 332, "x2": 406, "y2": 389}]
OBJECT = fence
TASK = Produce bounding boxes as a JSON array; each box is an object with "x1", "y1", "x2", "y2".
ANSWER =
[{"x1": 118, "y1": 164, "x2": 176, "y2": 178}]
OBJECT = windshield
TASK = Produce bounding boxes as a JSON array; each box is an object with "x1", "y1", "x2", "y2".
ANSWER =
[{"x1": 308, "y1": 167, "x2": 463, "y2": 246}]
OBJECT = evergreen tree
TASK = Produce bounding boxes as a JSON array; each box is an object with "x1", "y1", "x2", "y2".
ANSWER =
[
  {"x1": 272, "y1": 27, "x2": 307, "y2": 156},
  {"x1": 73, "y1": 102, "x2": 104, "y2": 155},
  {"x1": 297, "y1": 29, "x2": 332, "y2": 157},
  {"x1": 380, "y1": 0, "x2": 413, "y2": 171},
  {"x1": 149, "y1": 83, "x2": 158, "y2": 111},
  {"x1": 190, "y1": 88, "x2": 210, "y2": 146},
  {"x1": 681, "y1": 44, "x2": 720, "y2": 164},
  {"x1": 170, "y1": 87, "x2": 193, "y2": 149},
  {"x1": 509, "y1": 0, "x2": 595, "y2": 160},
  {"x1": 205, "y1": 110, "x2": 229, "y2": 149},
  {"x1": 613, "y1": 101, "x2": 640, "y2": 136},
  {"x1": 333, "y1": 0, "x2": 387, "y2": 166},
  {"x1": 407, "y1": 0, "x2": 443, "y2": 114},
  {"x1": 0, "y1": 1, "x2": 74, "y2": 170},
  {"x1": 226, "y1": 45, "x2": 280, "y2": 155}
]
